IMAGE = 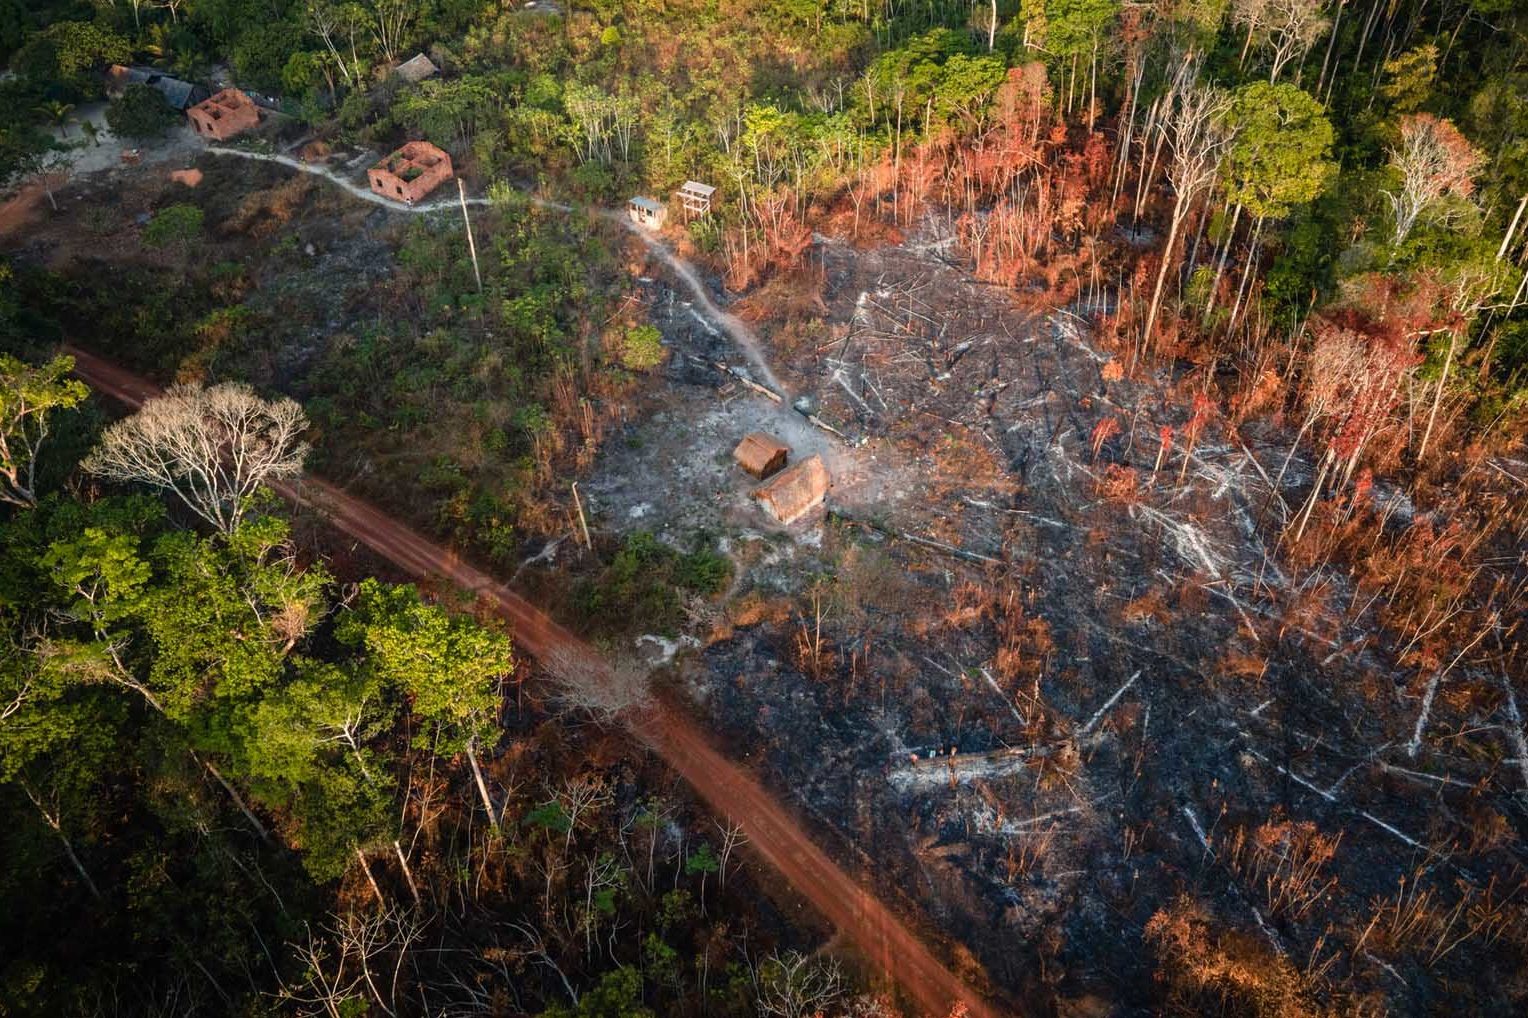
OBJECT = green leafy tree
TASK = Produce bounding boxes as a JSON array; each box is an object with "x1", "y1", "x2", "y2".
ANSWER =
[
  {"x1": 339, "y1": 580, "x2": 513, "y2": 818},
  {"x1": 105, "y1": 84, "x2": 179, "y2": 139},
  {"x1": 0, "y1": 354, "x2": 88, "y2": 508},
  {"x1": 1222, "y1": 82, "x2": 1335, "y2": 221},
  {"x1": 541, "y1": 965, "x2": 655, "y2": 1018},
  {"x1": 14, "y1": 21, "x2": 130, "y2": 92}
]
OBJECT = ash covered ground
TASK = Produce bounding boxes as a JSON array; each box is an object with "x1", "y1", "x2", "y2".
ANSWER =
[{"x1": 584, "y1": 229, "x2": 1528, "y2": 1014}]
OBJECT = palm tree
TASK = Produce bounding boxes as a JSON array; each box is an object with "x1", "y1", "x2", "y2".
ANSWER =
[{"x1": 38, "y1": 101, "x2": 75, "y2": 137}]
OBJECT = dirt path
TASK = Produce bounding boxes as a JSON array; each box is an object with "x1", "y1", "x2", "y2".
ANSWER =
[
  {"x1": 202, "y1": 146, "x2": 787, "y2": 396},
  {"x1": 62, "y1": 344, "x2": 1007, "y2": 1018},
  {"x1": 0, "y1": 177, "x2": 59, "y2": 238}
]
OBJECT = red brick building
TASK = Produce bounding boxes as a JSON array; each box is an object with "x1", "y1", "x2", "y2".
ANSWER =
[
  {"x1": 368, "y1": 142, "x2": 454, "y2": 204},
  {"x1": 187, "y1": 88, "x2": 260, "y2": 141}
]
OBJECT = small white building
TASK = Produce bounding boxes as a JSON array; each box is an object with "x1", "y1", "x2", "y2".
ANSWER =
[{"x1": 627, "y1": 195, "x2": 667, "y2": 229}]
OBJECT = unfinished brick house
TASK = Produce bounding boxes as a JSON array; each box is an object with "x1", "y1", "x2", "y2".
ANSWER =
[
  {"x1": 368, "y1": 141, "x2": 454, "y2": 204},
  {"x1": 186, "y1": 88, "x2": 260, "y2": 141}
]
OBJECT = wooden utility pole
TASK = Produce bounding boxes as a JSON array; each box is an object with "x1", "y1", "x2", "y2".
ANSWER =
[{"x1": 458, "y1": 178, "x2": 481, "y2": 292}]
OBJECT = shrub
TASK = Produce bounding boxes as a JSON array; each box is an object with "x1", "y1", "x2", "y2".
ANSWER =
[
  {"x1": 619, "y1": 324, "x2": 665, "y2": 371},
  {"x1": 573, "y1": 532, "x2": 732, "y2": 636},
  {"x1": 142, "y1": 204, "x2": 204, "y2": 250}
]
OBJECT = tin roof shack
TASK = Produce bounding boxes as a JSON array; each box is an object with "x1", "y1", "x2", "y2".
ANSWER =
[
  {"x1": 368, "y1": 142, "x2": 453, "y2": 204},
  {"x1": 392, "y1": 53, "x2": 439, "y2": 84},
  {"x1": 187, "y1": 88, "x2": 260, "y2": 141},
  {"x1": 107, "y1": 65, "x2": 208, "y2": 110},
  {"x1": 677, "y1": 180, "x2": 716, "y2": 217},
  {"x1": 627, "y1": 196, "x2": 666, "y2": 229},
  {"x1": 733, "y1": 432, "x2": 789, "y2": 480},
  {"x1": 753, "y1": 455, "x2": 830, "y2": 525}
]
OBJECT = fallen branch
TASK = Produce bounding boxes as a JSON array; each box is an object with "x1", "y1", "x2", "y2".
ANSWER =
[
  {"x1": 1500, "y1": 678, "x2": 1528, "y2": 796},
  {"x1": 1081, "y1": 670, "x2": 1140, "y2": 735},
  {"x1": 1406, "y1": 619, "x2": 1495, "y2": 758}
]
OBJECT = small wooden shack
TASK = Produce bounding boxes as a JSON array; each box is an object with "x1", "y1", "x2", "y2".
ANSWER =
[
  {"x1": 677, "y1": 180, "x2": 716, "y2": 217},
  {"x1": 368, "y1": 141, "x2": 453, "y2": 204},
  {"x1": 733, "y1": 432, "x2": 788, "y2": 479},
  {"x1": 627, "y1": 196, "x2": 666, "y2": 229},
  {"x1": 754, "y1": 455, "x2": 830, "y2": 525},
  {"x1": 187, "y1": 88, "x2": 260, "y2": 141},
  {"x1": 393, "y1": 53, "x2": 439, "y2": 84}
]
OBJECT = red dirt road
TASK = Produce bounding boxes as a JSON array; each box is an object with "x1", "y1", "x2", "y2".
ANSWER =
[{"x1": 63, "y1": 345, "x2": 1007, "y2": 1018}]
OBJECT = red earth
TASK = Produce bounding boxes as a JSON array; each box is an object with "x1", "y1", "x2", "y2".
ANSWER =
[{"x1": 64, "y1": 344, "x2": 1009, "y2": 1018}]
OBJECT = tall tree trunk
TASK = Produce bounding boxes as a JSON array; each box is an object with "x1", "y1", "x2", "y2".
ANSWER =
[
  {"x1": 1140, "y1": 199, "x2": 1190, "y2": 361},
  {"x1": 1228, "y1": 215, "x2": 1267, "y2": 332},
  {"x1": 1417, "y1": 330, "x2": 1456, "y2": 463},
  {"x1": 465, "y1": 740, "x2": 497, "y2": 824},
  {"x1": 22, "y1": 783, "x2": 102, "y2": 901},
  {"x1": 1205, "y1": 202, "x2": 1243, "y2": 321},
  {"x1": 1317, "y1": 0, "x2": 1345, "y2": 96}
]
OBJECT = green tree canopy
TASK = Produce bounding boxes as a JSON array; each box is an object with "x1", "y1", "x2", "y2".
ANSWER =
[
  {"x1": 105, "y1": 84, "x2": 179, "y2": 139},
  {"x1": 0, "y1": 354, "x2": 88, "y2": 508},
  {"x1": 1222, "y1": 82, "x2": 1336, "y2": 220},
  {"x1": 338, "y1": 579, "x2": 513, "y2": 753}
]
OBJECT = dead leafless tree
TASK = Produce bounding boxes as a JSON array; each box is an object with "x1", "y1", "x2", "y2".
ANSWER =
[
  {"x1": 1233, "y1": 0, "x2": 1330, "y2": 83},
  {"x1": 1384, "y1": 114, "x2": 1483, "y2": 248},
  {"x1": 753, "y1": 951, "x2": 844, "y2": 1018},
  {"x1": 279, "y1": 908, "x2": 425, "y2": 1018},
  {"x1": 544, "y1": 645, "x2": 651, "y2": 722},
  {"x1": 1139, "y1": 63, "x2": 1235, "y2": 359},
  {"x1": 555, "y1": 774, "x2": 614, "y2": 852},
  {"x1": 83, "y1": 383, "x2": 308, "y2": 535}
]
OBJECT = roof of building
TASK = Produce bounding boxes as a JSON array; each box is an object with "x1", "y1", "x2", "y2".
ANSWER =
[
  {"x1": 393, "y1": 53, "x2": 439, "y2": 83},
  {"x1": 112, "y1": 66, "x2": 205, "y2": 109},
  {"x1": 628, "y1": 196, "x2": 664, "y2": 213},
  {"x1": 679, "y1": 180, "x2": 716, "y2": 196},
  {"x1": 733, "y1": 432, "x2": 789, "y2": 477},
  {"x1": 753, "y1": 455, "x2": 830, "y2": 525}
]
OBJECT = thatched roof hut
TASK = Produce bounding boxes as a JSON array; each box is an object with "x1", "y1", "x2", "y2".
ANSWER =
[
  {"x1": 733, "y1": 432, "x2": 788, "y2": 479},
  {"x1": 754, "y1": 455, "x2": 829, "y2": 525}
]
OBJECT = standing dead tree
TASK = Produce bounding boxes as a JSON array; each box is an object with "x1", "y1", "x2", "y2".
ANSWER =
[
  {"x1": 1384, "y1": 113, "x2": 1483, "y2": 248},
  {"x1": 83, "y1": 382, "x2": 309, "y2": 535},
  {"x1": 1233, "y1": 0, "x2": 1330, "y2": 83},
  {"x1": 1139, "y1": 64, "x2": 1235, "y2": 363}
]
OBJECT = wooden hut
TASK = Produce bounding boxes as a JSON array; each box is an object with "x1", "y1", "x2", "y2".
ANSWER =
[
  {"x1": 753, "y1": 455, "x2": 830, "y2": 525},
  {"x1": 733, "y1": 432, "x2": 788, "y2": 479},
  {"x1": 627, "y1": 196, "x2": 666, "y2": 229}
]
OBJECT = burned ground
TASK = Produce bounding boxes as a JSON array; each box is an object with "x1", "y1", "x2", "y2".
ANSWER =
[
  {"x1": 585, "y1": 231, "x2": 1528, "y2": 1012},
  {"x1": 11, "y1": 152, "x2": 1526, "y2": 1014}
]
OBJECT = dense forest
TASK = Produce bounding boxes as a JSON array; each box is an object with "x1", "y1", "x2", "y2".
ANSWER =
[{"x1": 3, "y1": 0, "x2": 1528, "y2": 1016}]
